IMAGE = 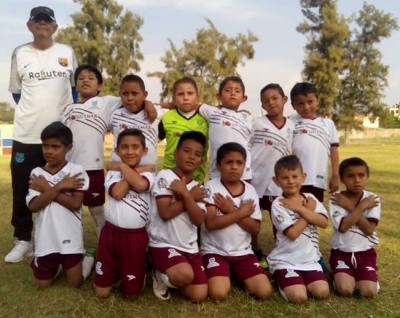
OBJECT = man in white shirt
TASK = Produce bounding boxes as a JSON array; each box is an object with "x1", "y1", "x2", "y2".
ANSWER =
[{"x1": 6, "y1": 6, "x2": 78, "y2": 263}]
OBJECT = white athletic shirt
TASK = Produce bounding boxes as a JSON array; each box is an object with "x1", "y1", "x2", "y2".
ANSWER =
[
  {"x1": 109, "y1": 106, "x2": 164, "y2": 165},
  {"x1": 147, "y1": 169, "x2": 205, "y2": 253},
  {"x1": 104, "y1": 170, "x2": 154, "y2": 229},
  {"x1": 26, "y1": 162, "x2": 89, "y2": 257},
  {"x1": 9, "y1": 42, "x2": 77, "y2": 144},
  {"x1": 63, "y1": 96, "x2": 121, "y2": 170},
  {"x1": 201, "y1": 178, "x2": 261, "y2": 257},
  {"x1": 198, "y1": 105, "x2": 253, "y2": 180},
  {"x1": 329, "y1": 190, "x2": 380, "y2": 252},
  {"x1": 267, "y1": 193, "x2": 328, "y2": 272},
  {"x1": 291, "y1": 115, "x2": 339, "y2": 189},
  {"x1": 251, "y1": 116, "x2": 294, "y2": 197}
]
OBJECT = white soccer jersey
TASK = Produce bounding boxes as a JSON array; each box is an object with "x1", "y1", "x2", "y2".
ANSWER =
[
  {"x1": 104, "y1": 170, "x2": 154, "y2": 229},
  {"x1": 9, "y1": 42, "x2": 78, "y2": 144},
  {"x1": 329, "y1": 190, "x2": 380, "y2": 252},
  {"x1": 251, "y1": 116, "x2": 294, "y2": 197},
  {"x1": 63, "y1": 96, "x2": 121, "y2": 170},
  {"x1": 109, "y1": 106, "x2": 164, "y2": 165},
  {"x1": 198, "y1": 105, "x2": 253, "y2": 180},
  {"x1": 267, "y1": 193, "x2": 328, "y2": 272},
  {"x1": 201, "y1": 178, "x2": 262, "y2": 257},
  {"x1": 26, "y1": 162, "x2": 89, "y2": 257},
  {"x1": 147, "y1": 169, "x2": 206, "y2": 253},
  {"x1": 291, "y1": 115, "x2": 339, "y2": 189}
]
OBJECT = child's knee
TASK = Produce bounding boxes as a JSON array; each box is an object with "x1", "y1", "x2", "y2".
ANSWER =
[
  {"x1": 358, "y1": 286, "x2": 377, "y2": 299},
  {"x1": 312, "y1": 286, "x2": 330, "y2": 300},
  {"x1": 335, "y1": 282, "x2": 355, "y2": 297},
  {"x1": 209, "y1": 288, "x2": 229, "y2": 301},
  {"x1": 284, "y1": 289, "x2": 308, "y2": 304},
  {"x1": 35, "y1": 279, "x2": 53, "y2": 289},
  {"x1": 66, "y1": 275, "x2": 83, "y2": 288},
  {"x1": 169, "y1": 269, "x2": 194, "y2": 288},
  {"x1": 94, "y1": 286, "x2": 111, "y2": 298}
]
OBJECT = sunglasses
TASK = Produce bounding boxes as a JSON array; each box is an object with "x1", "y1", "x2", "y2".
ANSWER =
[{"x1": 31, "y1": 14, "x2": 54, "y2": 23}]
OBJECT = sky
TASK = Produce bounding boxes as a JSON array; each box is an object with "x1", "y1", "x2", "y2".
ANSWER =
[{"x1": 0, "y1": 0, "x2": 399, "y2": 116}]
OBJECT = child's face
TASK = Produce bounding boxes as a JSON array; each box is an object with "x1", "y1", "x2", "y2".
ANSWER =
[
  {"x1": 261, "y1": 89, "x2": 287, "y2": 118},
  {"x1": 174, "y1": 139, "x2": 204, "y2": 174},
  {"x1": 291, "y1": 93, "x2": 318, "y2": 119},
  {"x1": 217, "y1": 81, "x2": 247, "y2": 111},
  {"x1": 42, "y1": 138, "x2": 71, "y2": 168},
  {"x1": 273, "y1": 167, "x2": 306, "y2": 196},
  {"x1": 116, "y1": 135, "x2": 147, "y2": 167},
  {"x1": 340, "y1": 165, "x2": 369, "y2": 194},
  {"x1": 76, "y1": 70, "x2": 102, "y2": 99},
  {"x1": 216, "y1": 151, "x2": 245, "y2": 183},
  {"x1": 119, "y1": 82, "x2": 148, "y2": 113},
  {"x1": 173, "y1": 83, "x2": 199, "y2": 113}
]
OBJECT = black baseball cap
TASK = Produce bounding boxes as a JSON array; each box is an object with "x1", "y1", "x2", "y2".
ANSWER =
[{"x1": 29, "y1": 6, "x2": 56, "y2": 22}]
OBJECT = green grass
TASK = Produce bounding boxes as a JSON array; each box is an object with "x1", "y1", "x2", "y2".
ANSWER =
[{"x1": 0, "y1": 143, "x2": 400, "y2": 317}]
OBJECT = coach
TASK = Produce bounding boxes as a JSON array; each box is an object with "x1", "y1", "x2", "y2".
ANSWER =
[{"x1": 6, "y1": 6, "x2": 78, "y2": 263}]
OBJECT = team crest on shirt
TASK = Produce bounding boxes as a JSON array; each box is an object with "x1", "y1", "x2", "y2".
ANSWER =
[
  {"x1": 336, "y1": 261, "x2": 350, "y2": 270},
  {"x1": 197, "y1": 119, "x2": 204, "y2": 125},
  {"x1": 332, "y1": 211, "x2": 341, "y2": 218},
  {"x1": 276, "y1": 215, "x2": 284, "y2": 224},
  {"x1": 58, "y1": 57, "x2": 69, "y2": 67},
  {"x1": 207, "y1": 257, "x2": 220, "y2": 269},
  {"x1": 15, "y1": 152, "x2": 25, "y2": 163},
  {"x1": 285, "y1": 269, "x2": 299, "y2": 278},
  {"x1": 58, "y1": 171, "x2": 67, "y2": 178},
  {"x1": 90, "y1": 100, "x2": 100, "y2": 109},
  {"x1": 167, "y1": 248, "x2": 181, "y2": 258},
  {"x1": 158, "y1": 178, "x2": 167, "y2": 189},
  {"x1": 240, "y1": 112, "x2": 248, "y2": 119},
  {"x1": 204, "y1": 187, "x2": 211, "y2": 198}
]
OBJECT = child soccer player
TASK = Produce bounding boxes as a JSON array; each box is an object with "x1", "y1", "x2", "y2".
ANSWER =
[
  {"x1": 267, "y1": 155, "x2": 329, "y2": 303},
  {"x1": 94, "y1": 129, "x2": 154, "y2": 300},
  {"x1": 148, "y1": 131, "x2": 208, "y2": 302},
  {"x1": 26, "y1": 122, "x2": 94, "y2": 288},
  {"x1": 290, "y1": 82, "x2": 339, "y2": 202},
  {"x1": 63, "y1": 64, "x2": 121, "y2": 238},
  {"x1": 159, "y1": 77, "x2": 208, "y2": 182},
  {"x1": 201, "y1": 142, "x2": 273, "y2": 301},
  {"x1": 329, "y1": 157, "x2": 381, "y2": 298},
  {"x1": 251, "y1": 83, "x2": 294, "y2": 265}
]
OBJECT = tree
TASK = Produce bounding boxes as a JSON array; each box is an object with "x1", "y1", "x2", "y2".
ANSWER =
[
  {"x1": 297, "y1": 0, "x2": 350, "y2": 118},
  {"x1": 0, "y1": 102, "x2": 14, "y2": 124},
  {"x1": 147, "y1": 18, "x2": 258, "y2": 105},
  {"x1": 334, "y1": 3, "x2": 399, "y2": 131},
  {"x1": 379, "y1": 108, "x2": 400, "y2": 129},
  {"x1": 55, "y1": 0, "x2": 144, "y2": 95}
]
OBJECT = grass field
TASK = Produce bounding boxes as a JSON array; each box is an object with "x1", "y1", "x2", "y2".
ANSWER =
[{"x1": 0, "y1": 143, "x2": 399, "y2": 317}]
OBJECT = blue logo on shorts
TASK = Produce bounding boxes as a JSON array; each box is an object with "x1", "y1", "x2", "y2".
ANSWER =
[{"x1": 15, "y1": 152, "x2": 25, "y2": 163}]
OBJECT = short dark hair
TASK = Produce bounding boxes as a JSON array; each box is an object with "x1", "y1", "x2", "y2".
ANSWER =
[
  {"x1": 339, "y1": 157, "x2": 370, "y2": 179},
  {"x1": 290, "y1": 82, "x2": 318, "y2": 101},
  {"x1": 176, "y1": 131, "x2": 206, "y2": 152},
  {"x1": 74, "y1": 64, "x2": 103, "y2": 85},
  {"x1": 41, "y1": 122, "x2": 72, "y2": 146},
  {"x1": 260, "y1": 83, "x2": 285, "y2": 98},
  {"x1": 274, "y1": 155, "x2": 303, "y2": 176},
  {"x1": 116, "y1": 128, "x2": 146, "y2": 148},
  {"x1": 120, "y1": 74, "x2": 146, "y2": 91},
  {"x1": 216, "y1": 142, "x2": 246, "y2": 164},
  {"x1": 173, "y1": 77, "x2": 198, "y2": 95},
  {"x1": 218, "y1": 76, "x2": 245, "y2": 95}
]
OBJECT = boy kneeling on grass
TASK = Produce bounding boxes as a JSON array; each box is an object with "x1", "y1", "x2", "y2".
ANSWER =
[{"x1": 27, "y1": 122, "x2": 94, "y2": 288}]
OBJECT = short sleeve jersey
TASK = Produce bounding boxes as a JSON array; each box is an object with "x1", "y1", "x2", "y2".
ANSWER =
[
  {"x1": 267, "y1": 193, "x2": 328, "y2": 272},
  {"x1": 329, "y1": 190, "x2": 380, "y2": 252},
  {"x1": 251, "y1": 116, "x2": 294, "y2": 197},
  {"x1": 159, "y1": 109, "x2": 209, "y2": 182},
  {"x1": 110, "y1": 106, "x2": 164, "y2": 165},
  {"x1": 104, "y1": 170, "x2": 154, "y2": 229},
  {"x1": 9, "y1": 43, "x2": 78, "y2": 144},
  {"x1": 201, "y1": 178, "x2": 261, "y2": 257},
  {"x1": 26, "y1": 162, "x2": 89, "y2": 257},
  {"x1": 63, "y1": 96, "x2": 121, "y2": 170},
  {"x1": 147, "y1": 169, "x2": 206, "y2": 253},
  {"x1": 291, "y1": 115, "x2": 339, "y2": 189}
]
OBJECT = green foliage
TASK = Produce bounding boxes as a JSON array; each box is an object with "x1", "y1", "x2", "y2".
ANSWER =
[
  {"x1": 379, "y1": 107, "x2": 400, "y2": 128},
  {"x1": 297, "y1": 0, "x2": 350, "y2": 118},
  {"x1": 147, "y1": 18, "x2": 258, "y2": 105},
  {"x1": 55, "y1": 0, "x2": 144, "y2": 96},
  {"x1": 0, "y1": 102, "x2": 14, "y2": 124}
]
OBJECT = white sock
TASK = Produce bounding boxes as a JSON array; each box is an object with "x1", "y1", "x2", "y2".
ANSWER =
[
  {"x1": 89, "y1": 206, "x2": 105, "y2": 238},
  {"x1": 82, "y1": 255, "x2": 94, "y2": 280},
  {"x1": 159, "y1": 272, "x2": 177, "y2": 289}
]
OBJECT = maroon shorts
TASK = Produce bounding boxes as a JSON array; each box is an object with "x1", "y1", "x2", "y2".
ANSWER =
[
  {"x1": 83, "y1": 169, "x2": 105, "y2": 206},
  {"x1": 30, "y1": 253, "x2": 83, "y2": 280},
  {"x1": 329, "y1": 248, "x2": 378, "y2": 282},
  {"x1": 149, "y1": 247, "x2": 207, "y2": 285},
  {"x1": 273, "y1": 268, "x2": 327, "y2": 289},
  {"x1": 202, "y1": 253, "x2": 266, "y2": 282},
  {"x1": 94, "y1": 222, "x2": 148, "y2": 296},
  {"x1": 301, "y1": 185, "x2": 325, "y2": 203}
]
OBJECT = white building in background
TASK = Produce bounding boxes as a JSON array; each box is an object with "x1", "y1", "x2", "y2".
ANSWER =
[{"x1": 389, "y1": 105, "x2": 400, "y2": 119}]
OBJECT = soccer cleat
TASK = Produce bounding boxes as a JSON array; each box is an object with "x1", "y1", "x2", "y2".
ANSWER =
[
  {"x1": 152, "y1": 269, "x2": 170, "y2": 300},
  {"x1": 255, "y1": 249, "x2": 269, "y2": 269},
  {"x1": 4, "y1": 240, "x2": 33, "y2": 263}
]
